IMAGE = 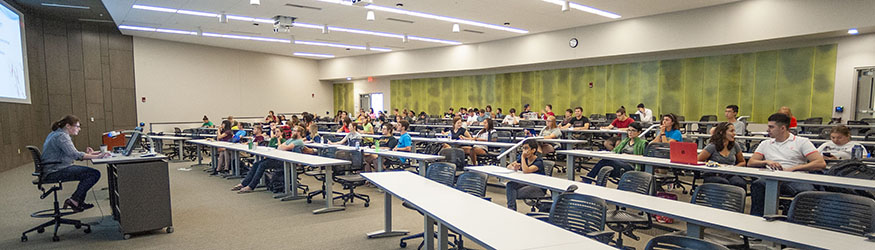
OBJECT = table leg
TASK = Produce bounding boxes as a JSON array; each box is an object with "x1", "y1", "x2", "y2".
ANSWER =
[
  {"x1": 566, "y1": 155, "x2": 575, "y2": 180},
  {"x1": 227, "y1": 150, "x2": 242, "y2": 179},
  {"x1": 313, "y1": 165, "x2": 345, "y2": 214},
  {"x1": 420, "y1": 160, "x2": 428, "y2": 177},
  {"x1": 178, "y1": 140, "x2": 184, "y2": 160},
  {"x1": 437, "y1": 222, "x2": 449, "y2": 250},
  {"x1": 209, "y1": 147, "x2": 217, "y2": 171},
  {"x1": 368, "y1": 156, "x2": 409, "y2": 238},
  {"x1": 281, "y1": 163, "x2": 304, "y2": 201},
  {"x1": 192, "y1": 144, "x2": 209, "y2": 167},
  {"x1": 763, "y1": 179, "x2": 779, "y2": 215},
  {"x1": 686, "y1": 223, "x2": 704, "y2": 239},
  {"x1": 424, "y1": 216, "x2": 435, "y2": 250}
]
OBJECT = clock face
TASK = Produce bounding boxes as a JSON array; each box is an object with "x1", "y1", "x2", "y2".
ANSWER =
[{"x1": 569, "y1": 38, "x2": 578, "y2": 48}]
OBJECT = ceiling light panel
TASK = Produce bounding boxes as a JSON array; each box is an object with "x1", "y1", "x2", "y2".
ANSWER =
[
  {"x1": 541, "y1": 0, "x2": 621, "y2": 19},
  {"x1": 294, "y1": 52, "x2": 335, "y2": 58},
  {"x1": 363, "y1": 4, "x2": 529, "y2": 34}
]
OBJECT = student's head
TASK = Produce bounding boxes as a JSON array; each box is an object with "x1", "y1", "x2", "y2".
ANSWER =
[
  {"x1": 382, "y1": 123, "x2": 394, "y2": 135},
  {"x1": 546, "y1": 116, "x2": 557, "y2": 129},
  {"x1": 308, "y1": 123, "x2": 319, "y2": 136},
  {"x1": 53, "y1": 115, "x2": 81, "y2": 134},
  {"x1": 779, "y1": 106, "x2": 793, "y2": 117},
  {"x1": 478, "y1": 109, "x2": 484, "y2": 115},
  {"x1": 829, "y1": 125, "x2": 852, "y2": 146},
  {"x1": 766, "y1": 113, "x2": 792, "y2": 138},
  {"x1": 497, "y1": 108, "x2": 503, "y2": 114},
  {"x1": 350, "y1": 122, "x2": 359, "y2": 132},
  {"x1": 574, "y1": 107, "x2": 583, "y2": 117},
  {"x1": 203, "y1": 115, "x2": 210, "y2": 122},
  {"x1": 343, "y1": 117, "x2": 352, "y2": 126},
  {"x1": 627, "y1": 122, "x2": 643, "y2": 138},
  {"x1": 486, "y1": 105, "x2": 492, "y2": 112},
  {"x1": 470, "y1": 108, "x2": 477, "y2": 114},
  {"x1": 509, "y1": 108, "x2": 516, "y2": 115},
  {"x1": 565, "y1": 109, "x2": 573, "y2": 117},
  {"x1": 522, "y1": 140, "x2": 539, "y2": 155},
  {"x1": 221, "y1": 120, "x2": 232, "y2": 132},
  {"x1": 482, "y1": 118, "x2": 494, "y2": 131},
  {"x1": 616, "y1": 106, "x2": 627, "y2": 118},
  {"x1": 725, "y1": 105, "x2": 739, "y2": 120},
  {"x1": 460, "y1": 107, "x2": 467, "y2": 113},
  {"x1": 637, "y1": 103, "x2": 645, "y2": 112},
  {"x1": 369, "y1": 108, "x2": 374, "y2": 113},
  {"x1": 452, "y1": 117, "x2": 463, "y2": 128},
  {"x1": 292, "y1": 125, "x2": 306, "y2": 139},
  {"x1": 393, "y1": 109, "x2": 399, "y2": 114},
  {"x1": 711, "y1": 122, "x2": 736, "y2": 146},
  {"x1": 398, "y1": 120, "x2": 410, "y2": 132},
  {"x1": 269, "y1": 110, "x2": 274, "y2": 116},
  {"x1": 228, "y1": 116, "x2": 235, "y2": 121},
  {"x1": 545, "y1": 104, "x2": 552, "y2": 112},
  {"x1": 523, "y1": 104, "x2": 531, "y2": 111},
  {"x1": 448, "y1": 107, "x2": 454, "y2": 112},
  {"x1": 662, "y1": 113, "x2": 680, "y2": 131}
]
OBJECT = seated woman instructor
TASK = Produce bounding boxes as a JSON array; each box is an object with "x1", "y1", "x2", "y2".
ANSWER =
[{"x1": 41, "y1": 115, "x2": 110, "y2": 212}]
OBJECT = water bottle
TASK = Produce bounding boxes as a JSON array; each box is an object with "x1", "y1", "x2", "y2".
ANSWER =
[
  {"x1": 375, "y1": 140, "x2": 381, "y2": 152},
  {"x1": 355, "y1": 140, "x2": 360, "y2": 150},
  {"x1": 853, "y1": 144, "x2": 864, "y2": 159}
]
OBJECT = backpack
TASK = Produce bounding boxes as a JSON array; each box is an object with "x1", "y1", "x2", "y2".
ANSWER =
[
  {"x1": 263, "y1": 169, "x2": 285, "y2": 193},
  {"x1": 823, "y1": 160, "x2": 875, "y2": 199}
]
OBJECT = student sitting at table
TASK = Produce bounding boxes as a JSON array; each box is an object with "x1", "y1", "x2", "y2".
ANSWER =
[
  {"x1": 458, "y1": 107, "x2": 468, "y2": 120},
  {"x1": 818, "y1": 125, "x2": 867, "y2": 160},
  {"x1": 697, "y1": 122, "x2": 747, "y2": 190},
  {"x1": 484, "y1": 105, "x2": 493, "y2": 119},
  {"x1": 444, "y1": 107, "x2": 455, "y2": 119},
  {"x1": 442, "y1": 117, "x2": 472, "y2": 147},
  {"x1": 601, "y1": 106, "x2": 635, "y2": 150},
  {"x1": 363, "y1": 124, "x2": 400, "y2": 172},
  {"x1": 251, "y1": 125, "x2": 266, "y2": 145},
  {"x1": 582, "y1": 122, "x2": 647, "y2": 183},
  {"x1": 228, "y1": 116, "x2": 240, "y2": 130},
  {"x1": 495, "y1": 108, "x2": 504, "y2": 119},
  {"x1": 265, "y1": 110, "x2": 278, "y2": 124},
  {"x1": 211, "y1": 120, "x2": 234, "y2": 176},
  {"x1": 559, "y1": 109, "x2": 573, "y2": 129},
  {"x1": 537, "y1": 116, "x2": 563, "y2": 154},
  {"x1": 360, "y1": 115, "x2": 375, "y2": 134},
  {"x1": 541, "y1": 104, "x2": 555, "y2": 120},
  {"x1": 502, "y1": 108, "x2": 520, "y2": 125},
  {"x1": 267, "y1": 124, "x2": 286, "y2": 147},
  {"x1": 652, "y1": 113, "x2": 683, "y2": 143},
  {"x1": 394, "y1": 121, "x2": 414, "y2": 165},
  {"x1": 636, "y1": 103, "x2": 654, "y2": 124},
  {"x1": 747, "y1": 113, "x2": 826, "y2": 216},
  {"x1": 232, "y1": 125, "x2": 309, "y2": 193},
  {"x1": 202, "y1": 115, "x2": 214, "y2": 128},
  {"x1": 466, "y1": 108, "x2": 480, "y2": 127},
  {"x1": 565, "y1": 106, "x2": 591, "y2": 130},
  {"x1": 462, "y1": 118, "x2": 496, "y2": 165},
  {"x1": 519, "y1": 104, "x2": 534, "y2": 118},
  {"x1": 333, "y1": 122, "x2": 362, "y2": 146},
  {"x1": 778, "y1": 106, "x2": 797, "y2": 128},
  {"x1": 505, "y1": 140, "x2": 546, "y2": 211},
  {"x1": 337, "y1": 117, "x2": 352, "y2": 133}
]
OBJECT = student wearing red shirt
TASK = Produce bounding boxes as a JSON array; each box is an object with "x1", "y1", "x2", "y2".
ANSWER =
[
  {"x1": 601, "y1": 106, "x2": 634, "y2": 150},
  {"x1": 541, "y1": 104, "x2": 555, "y2": 120},
  {"x1": 779, "y1": 106, "x2": 797, "y2": 128}
]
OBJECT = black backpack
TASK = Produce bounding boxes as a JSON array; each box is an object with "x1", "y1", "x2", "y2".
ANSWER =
[
  {"x1": 263, "y1": 169, "x2": 285, "y2": 193},
  {"x1": 824, "y1": 160, "x2": 875, "y2": 199}
]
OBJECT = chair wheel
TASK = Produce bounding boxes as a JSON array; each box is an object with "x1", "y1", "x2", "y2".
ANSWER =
[
  {"x1": 75, "y1": 223, "x2": 82, "y2": 229},
  {"x1": 166, "y1": 227, "x2": 174, "y2": 233},
  {"x1": 123, "y1": 234, "x2": 131, "y2": 240},
  {"x1": 400, "y1": 241, "x2": 407, "y2": 248},
  {"x1": 84, "y1": 228, "x2": 92, "y2": 233},
  {"x1": 37, "y1": 228, "x2": 44, "y2": 234},
  {"x1": 306, "y1": 198, "x2": 312, "y2": 203},
  {"x1": 364, "y1": 202, "x2": 370, "y2": 207},
  {"x1": 52, "y1": 236, "x2": 59, "y2": 242},
  {"x1": 21, "y1": 235, "x2": 27, "y2": 242}
]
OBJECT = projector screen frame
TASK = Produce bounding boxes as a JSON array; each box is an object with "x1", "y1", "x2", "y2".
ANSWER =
[{"x1": 0, "y1": 0, "x2": 30, "y2": 104}]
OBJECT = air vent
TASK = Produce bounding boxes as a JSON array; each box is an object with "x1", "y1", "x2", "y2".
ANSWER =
[
  {"x1": 386, "y1": 18, "x2": 414, "y2": 24},
  {"x1": 463, "y1": 29, "x2": 484, "y2": 34},
  {"x1": 284, "y1": 3, "x2": 322, "y2": 11}
]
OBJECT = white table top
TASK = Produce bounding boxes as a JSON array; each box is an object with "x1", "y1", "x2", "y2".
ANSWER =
[
  {"x1": 362, "y1": 171, "x2": 612, "y2": 250},
  {"x1": 188, "y1": 139, "x2": 350, "y2": 166},
  {"x1": 557, "y1": 150, "x2": 875, "y2": 192},
  {"x1": 305, "y1": 143, "x2": 445, "y2": 161},
  {"x1": 467, "y1": 166, "x2": 875, "y2": 250},
  {"x1": 412, "y1": 137, "x2": 517, "y2": 148},
  {"x1": 148, "y1": 135, "x2": 192, "y2": 140},
  {"x1": 91, "y1": 153, "x2": 168, "y2": 164},
  {"x1": 559, "y1": 129, "x2": 627, "y2": 134}
]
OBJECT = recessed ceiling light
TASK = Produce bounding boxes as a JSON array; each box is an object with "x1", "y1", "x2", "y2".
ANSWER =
[
  {"x1": 364, "y1": 4, "x2": 528, "y2": 34},
  {"x1": 346, "y1": 77, "x2": 353, "y2": 80},
  {"x1": 41, "y1": 3, "x2": 91, "y2": 9},
  {"x1": 130, "y1": 4, "x2": 461, "y2": 45},
  {"x1": 295, "y1": 52, "x2": 336, "y2": 58},
  {"x1": 848, "y1": 28, "x2": 859, "y2": 35},
  {"x1": 452, "y1": 23, "x2": 460, "y2": 33},
  {"x1": 366, "y1": 10, "x2": 375, "y2": 21},
  {"x1": 251, "y1": 0, "x2": 261, "y2": 6},
  {"x1": 541, "y1": 0, "x2": 621, "y2": 19}
]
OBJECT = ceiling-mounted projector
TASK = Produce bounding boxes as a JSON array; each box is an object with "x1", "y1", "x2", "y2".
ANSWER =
[{"x1": 273, "y1": 15, "x2": 296, "y2": 33}]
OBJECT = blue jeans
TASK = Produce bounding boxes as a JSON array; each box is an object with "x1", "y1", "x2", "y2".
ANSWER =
[
  {"x1": 583, "y1": 159, "x2": 634, "y2": 184},
  {"x1": 43, "y1": 165, "x2": 101, "y2": 203},
  {"x1": 241, "y1": 159, "x2": 282, "y2": 189},
  {"x1": 702, "y1": 174, "x2": 747, "y2": 191},
  {"x1": 749, "y1": 178, "x2": 815, "y2": 216}
]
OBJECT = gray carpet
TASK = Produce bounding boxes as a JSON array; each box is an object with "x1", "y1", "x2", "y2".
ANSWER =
[{"x1": 0, "y1": 158, "x2": 690, "y2": 249}]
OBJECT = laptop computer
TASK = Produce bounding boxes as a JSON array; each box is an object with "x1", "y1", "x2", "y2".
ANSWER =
[{"x1": 670, "y1": 141, "x2": 703, "y2": 165}]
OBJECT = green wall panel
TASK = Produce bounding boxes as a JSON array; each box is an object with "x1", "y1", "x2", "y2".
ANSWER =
[
  {"x1": 377, "y1": 45, "x2": 837, "y2": 122},
  {"x1": 333, "y1": 82, "x2": 354, "y2": 114}
]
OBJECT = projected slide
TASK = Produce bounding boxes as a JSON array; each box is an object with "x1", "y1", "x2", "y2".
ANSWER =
[{"x1": 0, "y1": 3, "x2": 27, "y2": 102}]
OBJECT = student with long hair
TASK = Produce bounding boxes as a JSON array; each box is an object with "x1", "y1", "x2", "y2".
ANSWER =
[
  {"x1": 40, "y1": 115, "x2": 109, "y2": 211},
  {"x1": 652, "y1": 113, "x2": 683, "y2": 143},
  {"x1": 697, "y1": 122, "x2": 747, "y2": 190},
  {"x1": 211, "y1": 120, "x2": 234, "y2": 175},
  {"x1": 461, "y1": 118, "x2": 495, "y2": 165}
]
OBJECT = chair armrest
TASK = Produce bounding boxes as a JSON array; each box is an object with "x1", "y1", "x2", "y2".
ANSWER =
[
  {"x1": 525, "y1": 212, "x2": 550, "y2": 222},
  {"x1": 580, "y1": 176, "x2": 597, "y2": 182},
  {"x1": 763, "y1": 215, "x2": 788, "y2": 222},
  {"x1": 585, "y1": 230, "x2": 615, "y2": 244}
]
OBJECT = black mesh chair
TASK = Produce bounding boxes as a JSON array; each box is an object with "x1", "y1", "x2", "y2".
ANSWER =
[
  {"x1": 697, "y1": 115, "x2": 717, "y2": 134},
  {"x1": 519, "y1": 160, "x2": 555, "y2": 212},
  {"x1": 647, "y1": 143, "x2": 692, "y2": 194},
  {"x1": 764, "y1": 191, "x2": 875, "y2": 240},
  {"x1": 800, "y1": 117, "x2": 824, "y2": 134},
  {"x1": 606, "y1": 171, "x2": 654, "y2": 248},
  {"x1": 581, "y1": 166, "x2": 615, "y2": 187},
  {"x1": 333, "y1": 150, "x2": 370, "y2": 207},
  {"x1": 530, "y1": 185, "x2": 615, "y2": 244},
  {"x1": 645, "y1": 235, "x2": 730, "y2": 250},
  {"x1": 849, "y1": 120, "x2": 870, "y2": 136},
  {"x1": 400, "y1": 162, "x2": 457, "y2": 248},
  {"x1": 306, "y1": 147, "x2": 344, "y2": 204},
  {"x1": 447, "y1": 172, "x2": 489, "y2": 249},
  {"x1": 438, "y1": 148, "x2": 466, "y2": 177},
  {"x1": 667, "y1": 183, "x2": 749, "y2": 248},
  {"x1": 21, "y1": 146, "x2": 91, "y2": 242}
]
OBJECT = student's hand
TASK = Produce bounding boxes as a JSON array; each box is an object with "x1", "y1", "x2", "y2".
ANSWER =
[
  {"x1": 763, "y1": 160, "x2": 783, "y2": 170},
  {"x1": 823, "y1": 155, "x2": 837, "y2": 160},
  {"x1": 86, "y1": 147, "x2": 95, "y2": 154}
]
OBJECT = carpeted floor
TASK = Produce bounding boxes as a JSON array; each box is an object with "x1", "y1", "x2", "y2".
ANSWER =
[{"x1": 0, "y1": 158, "x2": 698, "y2": 250}]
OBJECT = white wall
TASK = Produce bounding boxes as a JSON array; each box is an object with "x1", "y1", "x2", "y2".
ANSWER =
[
  {"x1": 133, "y1": 37, "x2": 332, "y2": 132},
  {"x1": 348, "y1": 78, "x2": 391, "y2": 114},
  {"x1": 834, "y1": 34, "x2": 875, "y2": 122}
]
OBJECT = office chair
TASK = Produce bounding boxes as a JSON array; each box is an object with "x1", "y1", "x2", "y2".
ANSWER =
[
  {"x1": 438, "y1": 148, "x2": 466, "y2": 177},
  {"x1": 645, "y1": 235, "x2": 730, "y2": 250},
  {"x1": 764, "y1": 191, "x2": 875, "y2": 238},
  {"x1": 530, "y1": 185, "x2": 614, "y2": 244},
  {"x1": 581, "y1": 166, "x2": 615, "y2": 187},
  {"x1": 333, "y1": 150, "x2": 370, "y2": 207},
  {"x1": 519, "y1": 161, "x2": 555, "y2": 212},
  {"x1": 447, "y1": 172, "x2": 489, "y2": 249},
  {"x1": 306, "y1": 147, "x2": 345, "y2": 204},
  {"x1": 646, "y1": 143, "x2": 692, "y2": 194},
  {"x1": 400, "y1": 162, "x2": 456, "y2": 249},
  {"x1": 605, "y1": 113, "x2": 618, "y2": 121},
  {"x1": 666, "y1": 183, "x2": 749, "y2": 249},
  {"x1": 697, "y1": 115, "x2": 718, "y2": 134},
  {"x1": 800, "y1": 117, "x2": 824, "y2": 134},
  {"x1": 606, "y1": 171, "x2": 654, "y2": 248},
  {"x1": 21, "y1": 146, "x2": 92, "y2": 242},
  {"x1": 848, "y1": 120, "x2": 870, "y2": 136}
]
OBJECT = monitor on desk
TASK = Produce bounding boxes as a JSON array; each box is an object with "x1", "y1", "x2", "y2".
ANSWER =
[{"x1": 123, "y1": 129, "x2": 143, "y2": 156}]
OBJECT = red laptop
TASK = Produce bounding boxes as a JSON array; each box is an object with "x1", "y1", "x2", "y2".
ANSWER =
[{"x1": 670, "y1": 142, "x2": 704, "y2": 165}]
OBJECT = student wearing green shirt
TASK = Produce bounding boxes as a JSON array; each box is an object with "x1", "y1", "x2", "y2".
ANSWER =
[
  {"x1": 582, "y1": 122, "x2": 647, "y2": 183},
  {"x1": 201, "y1": 116, "x2": 214, "y2": 128}
]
